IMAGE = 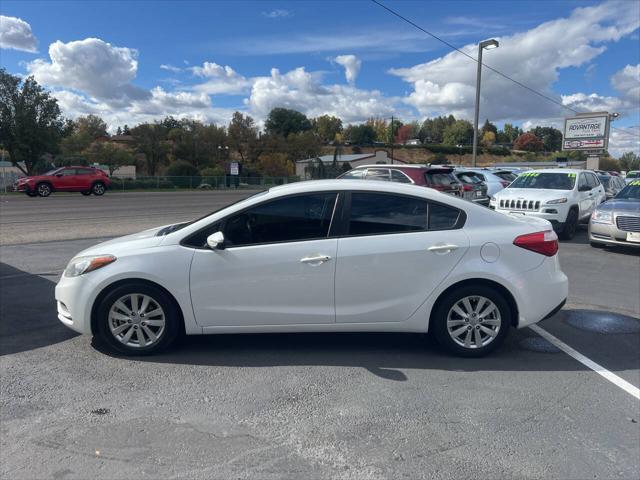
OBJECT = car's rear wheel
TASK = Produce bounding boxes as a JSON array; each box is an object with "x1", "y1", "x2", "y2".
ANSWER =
[
  {"x1": 95, "y1": 283, "x2": 180, "y2": 355},
  {"x1": 432, "y1": 285, "x2": 511, "y2": 357},
  {"x1": 81, "y1": 191, "x2": 91, "y2": 196},
  {"x1": 92, "y1": 182, "x2": 106, "y2": 196},
  {"x1": 36, "y1": 183, "x2": 52, "y2": 197},
  {"x1": 559, "y1": 208, "x2": 578, "y2": 240}
]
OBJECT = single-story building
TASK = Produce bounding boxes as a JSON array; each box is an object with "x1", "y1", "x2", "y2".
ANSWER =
[{"x1": 296, "y1": 150, "x2": 405, "y2": 178}]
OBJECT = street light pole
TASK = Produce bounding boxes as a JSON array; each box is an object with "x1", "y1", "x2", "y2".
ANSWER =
[{"x1": 472, "y1": 38, "x2": 499, "y2": 167}]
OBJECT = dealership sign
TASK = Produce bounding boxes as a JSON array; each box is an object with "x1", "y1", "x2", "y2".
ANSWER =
[{"x1": 562, "y1": 113, "x2": 609, "y2": 151}]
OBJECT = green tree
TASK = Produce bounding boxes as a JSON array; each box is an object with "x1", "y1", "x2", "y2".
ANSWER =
[
  {"x1": 619, "y1": 152, "x2": 640, "y2": 171},
  {"x1": 312, "y1": 115, "x2": 343, "y2": 143},
  {"x1": 228, "y1": 111, "x2": 258, "y2": 163},
  {"x1": 287, "y1": 130, "x2": 322, "y2": 161},
  {"x1": 0, "y1": 69, "x2": 65, "y2": 174},
  {"x1": 131, "y1": 123, "x2": 169, "y2": 175},
  {"x1": 258, "y1": 152, "x2": 294, "y2": 176},
  {"x1": 265, "y1": 108, "x2": 312, "y2": 137},
  {"x1": 419, "y1": 115, "x2": 456, "y2": 144},
  {"x1": 75, "y1": 114, "x2": 108, "y2": 139},
  {"x1": 443, "y1": 120, "x2": 474, "y2": 146},
  {"x1": 481, "y1": 119, "x2": 498, "y2": 136},
  {"x1": 501, "y1": 123, "x2": 522, "y2": 143},
  {"x1": 167, "y1": 119, "x2": 225, "y2": 170},
  {"x1": 84, "y1": 142, "x2": 135, "y2": 175},
  {"x1": 531, "y1": 126, "x2": 563, "y2": 152},
  {"x1": 344, "y1": 124, "x2": 376, "y2": 144}
]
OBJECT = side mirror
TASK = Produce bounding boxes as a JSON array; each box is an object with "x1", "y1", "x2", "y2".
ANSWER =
[
  {"x1": 206, "y1": 231, "x2": 225, "y2": 250},
  {"x1": 55, "y1": 173, "x2": 63, "y2": 177}
]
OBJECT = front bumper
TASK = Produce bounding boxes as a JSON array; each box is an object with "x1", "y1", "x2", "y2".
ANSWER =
[
  {"x1": 55, "y1": 272, "x2": 102, "y2": 335},
  {"x1": 589, "y1": 221, "x2": 640, "y2": 247}
]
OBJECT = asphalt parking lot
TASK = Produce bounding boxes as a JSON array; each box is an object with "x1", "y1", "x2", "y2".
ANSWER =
[{"x1": 1, "y1": 191, "x2": 639, "y2": 479}]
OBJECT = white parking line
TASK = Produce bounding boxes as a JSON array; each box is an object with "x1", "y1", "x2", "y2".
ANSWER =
[{"x1": 530, "y1": 324, "x2": 640, "y2": 401}]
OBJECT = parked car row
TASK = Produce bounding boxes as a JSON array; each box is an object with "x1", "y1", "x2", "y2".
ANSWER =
[
  {"x1": 589, "y1": 179, "x2": 640, "y2": 248},
  {"x1": 13, "y1": 166, "x2": 111, "y2": 197}
]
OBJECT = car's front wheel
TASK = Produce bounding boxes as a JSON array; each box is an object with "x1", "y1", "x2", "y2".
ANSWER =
[
  {"x1": 81, "y1": 191, "x2": 91, "y2": 196},
  {"x1": 36, "y1": 183, "x2": 52, "y2": 197},
  {"x1": 559, "y1": 208, "x2": 578, "y2": 240},
  {"x1": 431, "y1": 285, "x2": 511, "y2": 357},
  {"x1": 25, "y1": 191, "x2": 37, "y2": 197},
  {"x1": 95, "y1": 282, "x2": 180, "y2": 355}
]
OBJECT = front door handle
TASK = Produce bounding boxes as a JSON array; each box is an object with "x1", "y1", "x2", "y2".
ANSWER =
[
  {"x1": 428, "y1": 244, "x2": 459, "y2": 254},
  {"x1": 300, "y1": 255, "x2": 332, "y2": 265}
]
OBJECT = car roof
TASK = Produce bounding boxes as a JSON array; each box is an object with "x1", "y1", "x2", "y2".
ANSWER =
[
  {"x1": 514, "y1": 168, "x2": 588, "y2": 174},
  {"x1": 268, "y1": 179, "x2": 453, "y2": 198},
  {"x1": 351, "y1": 164, "x2": 431, "y2": 169}
]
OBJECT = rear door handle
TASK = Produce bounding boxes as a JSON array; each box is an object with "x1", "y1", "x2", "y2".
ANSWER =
[
  {"x1": 428, "y1": 244, "x2": 459, "y2": 254},
  {"x1": 300, "y1": 255, "x2": 332, "y2": 265}
]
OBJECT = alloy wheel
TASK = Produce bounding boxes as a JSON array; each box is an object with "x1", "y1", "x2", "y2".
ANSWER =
[
  {"x1": 93, "y1": 183, "x2": 105, "y2": 195},
  {"x1": 37, "y1": 184, "x2": 51, "y2": 196},
  {"x1": 446, "y1": 295, "x2": 501, "y2": 349},
  {"x1": 108, "y1": 293, "x2": 166, "y2": 348}
]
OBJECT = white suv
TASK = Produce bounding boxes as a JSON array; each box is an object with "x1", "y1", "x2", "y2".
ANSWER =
[{"x1": 490, "y1": 169, "x2": 606, "y2": 240}]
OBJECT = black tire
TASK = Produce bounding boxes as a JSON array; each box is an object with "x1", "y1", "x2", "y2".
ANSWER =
[
  {"x1": 559, "y1": 208, "x2": 578, "y2": 240},
  {"x1": 590, "y1": 241, "x2": 605, "y2": 248},
  {"x1": 431, "y1": 285, "x2": 511, "y2": 357},
  {"x1": 36, "y1": 183, "x2": 52, "y2": 197},
  {"x1": 25, "y1": 191, "x2": 37, "y2": 197},
  {"x1": 94, "y1": 282, "x2": 181, "y2": 356},
  {"x1": 92, "y1": 182, "x2": 106, "y2": 196},
  {"x1": 81, "y1": 191, "x2": 92, "y2": 196}
]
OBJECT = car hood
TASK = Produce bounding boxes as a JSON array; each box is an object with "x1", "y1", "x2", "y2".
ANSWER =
[
  {"x1": 595, "y1": 198, "x2": 640, "y2": 213},
  {"x1": 495, "y1": 188, "x2": 573, "y2": 201},
  {"x1": 75, "y1": 225, "x2": 168, "y2": 257}
]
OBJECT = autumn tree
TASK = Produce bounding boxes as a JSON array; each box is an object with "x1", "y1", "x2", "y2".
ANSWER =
[
  {"x1": 395, "y1": 124, "x2": 413, "y2": 144},
  {"x1": 365, "y1": 117, "x2": 388, "y2": 142},
  {"x1": 481, "y1": 119, "x2": 498, "y2": 136},
  {"x1": 481, "y1": 131, "x2": 496, "y2": 147},
  {"x1": 513, "y1": 132, "x2": 544, "y2": 152},
  {"x1": 258, "y1": 152, "x2": 294, "y2": 176},
  {"x1": 0, "y1": 69, "x2": 65, "y2": 174},
  {"x1": 531, "y1": 126, "x2": 563, "y2": 152}
]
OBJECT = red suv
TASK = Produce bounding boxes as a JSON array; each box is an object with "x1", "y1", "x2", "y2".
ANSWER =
[
  {"x1": 14, "y1": 166, "x2": 111, "y2": 197},
  {"x1": 338, "y1": 164, "x2": 464, "y2": 197}
]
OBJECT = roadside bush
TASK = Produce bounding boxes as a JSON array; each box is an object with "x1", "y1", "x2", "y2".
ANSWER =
[{"x1": 165, "y1": 160, "x2": 200, "y2": 187}]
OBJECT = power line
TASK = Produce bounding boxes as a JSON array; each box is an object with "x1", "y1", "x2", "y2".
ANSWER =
[{"x1": 370, "y1": 0, "x2": 639, "y2": 142}]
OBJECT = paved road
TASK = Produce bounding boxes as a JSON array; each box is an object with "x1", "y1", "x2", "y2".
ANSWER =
[
  {"x1": 0, "y1": 191, "x2": 261, "y2": 245},
  {"x1": 1, "y1": 193, "x2": 639, "y2": 479}
]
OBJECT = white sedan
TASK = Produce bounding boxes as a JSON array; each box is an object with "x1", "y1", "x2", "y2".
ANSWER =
[{"x1": 56, "y1": 180, "x2": 568, "y2": 357}]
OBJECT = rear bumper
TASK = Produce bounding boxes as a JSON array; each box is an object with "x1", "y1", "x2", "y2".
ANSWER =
[{"x1": 509, "y1": 255, "x2": 569, "y2": 328}]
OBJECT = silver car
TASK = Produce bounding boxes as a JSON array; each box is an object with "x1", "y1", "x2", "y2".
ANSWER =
[{"x1": 589, "y1": 180, "x2": 640, "y2": 248}]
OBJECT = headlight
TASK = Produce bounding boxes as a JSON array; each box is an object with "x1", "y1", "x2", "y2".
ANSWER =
[
  {"x1": 64, "y1": 255, "x2": 116, "y2": 277},
  {"x1": 591, "y1": 210, "x2": 612, "y2": 224},
  {"x1": 546, "y1": 198, "x2": 567, "y2": 205},
  {"x1": 489, "y1": 196, "x2": 497, "y2": 203}
]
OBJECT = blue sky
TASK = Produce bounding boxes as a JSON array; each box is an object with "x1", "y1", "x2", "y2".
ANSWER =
[{"x1": 1, "y1": 0, "x2": 639, "y2": 155}]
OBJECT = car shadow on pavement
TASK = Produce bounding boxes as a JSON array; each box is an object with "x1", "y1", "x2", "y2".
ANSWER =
[
  {"x1": 97, "y1": 315, "x2": 639, "y2": 381},
  {"x1": 0, "y1": 262, "x2": 78, "y2": 355}
]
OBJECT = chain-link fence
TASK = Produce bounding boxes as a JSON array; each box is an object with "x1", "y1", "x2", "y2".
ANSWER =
[{"x1": 105, "y1": 176, "x2": 300, "y2": 191}]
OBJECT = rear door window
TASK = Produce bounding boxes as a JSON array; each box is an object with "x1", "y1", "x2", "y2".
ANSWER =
[
  {"x1": 348, "y1": 193, "x2": 428, "y2": 235},
  {"x1": 429, "y1": 203, "x2": 461, "y2": 230},
  {"x1": 61, "y1": 169, "x2": 77, "y2": 176}
]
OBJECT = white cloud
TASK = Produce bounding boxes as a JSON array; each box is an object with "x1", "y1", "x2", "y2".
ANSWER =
[
  {"x1": 189, "y1": 62, "x2": 252, "y2": 94},
  {"x1": 262, "y1": 9, "x2": 292, "y2": 19},
  {"x1": 247, "y1": 67, "x2": 396, "y2": 123},
  {"x1": 390, "y1": 0, "x2": 639, "y2": 122},
  {"x1": 160, "y1": 64, "x2": 182, "y2": 73},
  {"x1": 334, "y1": 55, "x2": 361, "y2": 84},
  {"x1": 27, "y1": 38, "x2": 147, "y2": 102},
  {"x1": 0, "y1": 15, "x2": 38, "y2": 52},
  {"x1": 609, "y1": 126, "x2": 640, "y2": 157},
  {"x1": 611, "y1": 64, "x2": 640, "y2": 102}
]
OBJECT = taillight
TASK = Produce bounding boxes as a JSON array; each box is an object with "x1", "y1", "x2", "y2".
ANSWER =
[
  {"x1": 500, "y1": 180, "x2": 511, "y2": 188},
  {"x1": 462, "y1": 184, "x2": 473, "y2": 192},
  {"x1": 513, "y1": 230, "x2": 558, "y2": 256}
]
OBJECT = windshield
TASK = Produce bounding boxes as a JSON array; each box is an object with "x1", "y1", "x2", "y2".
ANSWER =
[
  {"x1": 156, "y1": 190, "x2": 268, "y2": 236},
  {"x1": 598, "y1": 176, "x2": 611, "y2": 188},
  {"x1": 615, "y1": 181, "x2": 640, "y2": 200},
  {"x1": 509, "y1": 172, "x2": 576, "y2": 190},
  {"x1": 626, "y1": 172, "x2": 639, "y2": 179}
]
